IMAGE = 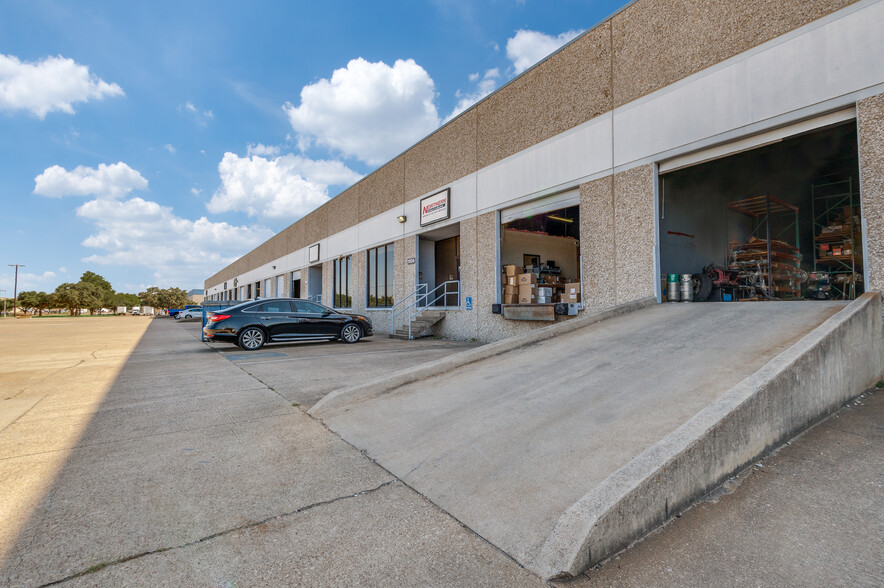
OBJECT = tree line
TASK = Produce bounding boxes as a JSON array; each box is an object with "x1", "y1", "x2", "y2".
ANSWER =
[{"x1": 12, "y1": 272, "x2": 190, "y2": 316}]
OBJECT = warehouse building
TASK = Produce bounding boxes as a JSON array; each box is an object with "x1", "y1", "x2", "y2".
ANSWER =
[{"x1": 205, "y1": 0, "x2": 884, "y2": 342}]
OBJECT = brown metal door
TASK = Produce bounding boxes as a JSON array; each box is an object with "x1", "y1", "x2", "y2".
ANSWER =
[{"x1": 434, "y1": 236, "x2": 460, "y2": 306}]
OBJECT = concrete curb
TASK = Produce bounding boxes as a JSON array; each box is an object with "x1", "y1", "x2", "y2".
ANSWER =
[
  {"x1": 309, "y1": 296, "x2": 656, "y2": 418},
  {"x1": 533, "y1": 293, "x2": 884, "y2": 580}
]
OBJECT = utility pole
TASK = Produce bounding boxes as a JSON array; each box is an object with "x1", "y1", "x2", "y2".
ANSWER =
[{"x1": 8, "y1": 264, "x2": 24, "y2": 318}]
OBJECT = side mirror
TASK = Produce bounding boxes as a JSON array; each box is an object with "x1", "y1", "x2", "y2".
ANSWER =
[{"x1": 322, "y1": 309, "x2": 332, "y2": 317}]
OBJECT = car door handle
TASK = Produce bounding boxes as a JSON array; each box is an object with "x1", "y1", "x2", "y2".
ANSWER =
[{"x1": 260, "y1": 316, "x2": 272, "y2": 320}]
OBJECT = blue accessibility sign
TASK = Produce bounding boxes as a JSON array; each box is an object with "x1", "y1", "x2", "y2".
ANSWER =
[{"x1": 466, "y1": 296, "x2": 472, "y2": 310}]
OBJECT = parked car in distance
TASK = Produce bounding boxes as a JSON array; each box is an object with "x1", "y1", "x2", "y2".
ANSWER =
[
  {"x1": 202, "y1": 298, "x2": 373, "y2": 350},
  {"x1": 171, "y1": 304, "x2": 202, "y2": 319},
  {"x1": 178, "y1": 308, "x2": 203, "y2": 320}
]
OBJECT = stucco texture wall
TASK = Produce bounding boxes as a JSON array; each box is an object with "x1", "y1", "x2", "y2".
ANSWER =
[
  {"x1": 858, "y1": 92, "x2": 884, "y2": 292},
  {"x1": 614, "y1": 165, "x2": 657, "y2": 304}
]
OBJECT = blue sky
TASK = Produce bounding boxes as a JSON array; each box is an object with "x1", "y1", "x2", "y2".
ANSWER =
[{"x1": 0, "y1": 0, "x2": 629, "y2": 295}]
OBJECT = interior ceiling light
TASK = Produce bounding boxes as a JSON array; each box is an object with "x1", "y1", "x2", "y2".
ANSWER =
[{"x1": 548, "y1": 214, "x2": 573, "y2": 223}]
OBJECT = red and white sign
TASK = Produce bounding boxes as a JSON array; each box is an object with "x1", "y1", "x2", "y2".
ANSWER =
[{"x1": 420, "y1": 188, "x2": 450, "y2": 226}]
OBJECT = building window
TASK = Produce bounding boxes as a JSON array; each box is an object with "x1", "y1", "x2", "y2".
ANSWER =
[
  {"x1": 247, "y1": 284, "x2": 252, "y2": 299},
  {"x1": 367, "y1": 244, "x2": 394, "y2": 307},
  {"x1": 333, "y1": 256, "x2": 352, "y2": 308},
  {"x1": 255, "y1": 281, "x2": 261, "y2": 298}
]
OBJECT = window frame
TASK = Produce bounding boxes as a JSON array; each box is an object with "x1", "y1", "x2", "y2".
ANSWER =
[
  {"x1": 333, "y1": 255, "x2": 352, "y2": 308},
  {"x1": 366, "y1": 243, "x2": 395, "y2": 308}
]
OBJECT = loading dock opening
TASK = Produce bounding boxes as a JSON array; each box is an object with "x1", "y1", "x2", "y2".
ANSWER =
[
  {"x1": 499, "y1": 199, "x2": 581, "y2": 315},
  {"x1": 659, "y1": 120, "x2": 863, "y2": 303}
]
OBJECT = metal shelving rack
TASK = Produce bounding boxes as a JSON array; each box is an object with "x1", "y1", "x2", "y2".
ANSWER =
[
  {"x1": 811, "y1": 177, "x2": 862, "y2": 300},
  {"x1": 727, "y1": 195, "x2": 802, "y2": 300}
]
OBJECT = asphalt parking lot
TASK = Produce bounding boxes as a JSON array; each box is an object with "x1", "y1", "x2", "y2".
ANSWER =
[{"x1": 0, "y1": 316, "x2": 530, "y2": 587}]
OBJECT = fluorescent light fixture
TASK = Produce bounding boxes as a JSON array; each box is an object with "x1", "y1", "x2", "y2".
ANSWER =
[{"x1": 548, "y1": 214, "x2": 573, "y2": 223}]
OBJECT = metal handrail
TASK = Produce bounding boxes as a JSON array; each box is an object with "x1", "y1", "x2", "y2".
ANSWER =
[
  {"x1": 392, "y1": 281, "x2": 460, "y2": 339},
  {"x1": 307, "y1": 294, "x2": 322, "y2": 304}
]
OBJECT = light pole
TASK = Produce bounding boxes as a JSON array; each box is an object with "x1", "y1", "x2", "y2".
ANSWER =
[{"x1": 8, "y1": 264, "x2": 24, "y2": 318}]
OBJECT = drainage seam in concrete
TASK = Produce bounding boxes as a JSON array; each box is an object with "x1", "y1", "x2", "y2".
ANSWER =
[{"x1": 36, "y1": 480, "x2": 396, "y2": 587}]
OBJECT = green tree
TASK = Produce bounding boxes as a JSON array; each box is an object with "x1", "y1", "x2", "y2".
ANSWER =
[
  {"x1": 77, "y1": 281, "x2": 104, "y2": 315},
  {"x1": 138, "y1": 287, "x2": 161, "y2": 308},
  {"x1": 53, "y1": 283, "x2": 82, "y2": 316},
  {"x1": 114, "y1": 292, "x2": 141, "y2": 308},
  {"x1": 80, "y1": 271, "x2": 115, "y2": 308},
  {"x1": 17, "y1": 291, "x2": 39, "y2": 313},
  {"x1": 158, "y1": 287, "x2": 188, "y2": 311},
  {"x1": 33, "y1": 292, "x2": 51, "y2": 316}
]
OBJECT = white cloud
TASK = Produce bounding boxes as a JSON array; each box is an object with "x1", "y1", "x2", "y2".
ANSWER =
[
  {"x1": 208, "y1": 152, "x2": 362, "y2": 220},
  {"x1": 445, "y1": 68, "x2": 500, "y2": 122},
  {"x1": 190, "y1": 187, "x2": 202, "y2": 196},
  {"x1": 76, "y1": 197, "x2": 274, "y2": 287},
  {"x1": 179, "y1": 101, "x2": 213, "y2": 125},
  {"x1": 164, "y1": 144, "x2": 176, "y2": 154},
  {"x1": 284, "y1": 58, "x2": 440, "y2": 166},
  {"x1": 246, "y1": 143, "x2": 280, "y2": 157},
  {"x1": 0, "y1": 270, "x2": 57, "y2": 293},
  {"x1": 33, "y1": 162, "x2": 148, "y2": 199},
  {"x1": 0, "y1": 54, "x2": 123, "y2": 119},
  {"x1": 506, "y1": 29, "x2": 583, "y2": 75}
]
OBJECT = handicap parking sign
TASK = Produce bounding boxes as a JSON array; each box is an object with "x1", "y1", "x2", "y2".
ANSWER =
[{"x1": 466, "y1": 296, "x2": 472, "y2": 310}]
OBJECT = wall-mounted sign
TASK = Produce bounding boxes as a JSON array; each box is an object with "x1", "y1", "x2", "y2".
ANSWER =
[
  {"x1": 420, "y1": 188, "x2": 450, "y2": 227},
  {"x1": 465, "y1": 296, "x2": 472, "y2": 311},
  {"x1": 308, "y1": 243, "x2": 320, "y2": 263},
  {"x1": 406, "y1": 257, "x2": 416, "y2": 265}
]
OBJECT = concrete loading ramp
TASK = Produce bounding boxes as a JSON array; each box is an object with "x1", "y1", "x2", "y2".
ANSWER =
[{"x1": 312, "y1": 295, "x2": 883, "y2": 579}]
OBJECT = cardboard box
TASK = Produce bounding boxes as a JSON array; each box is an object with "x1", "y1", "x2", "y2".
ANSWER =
[
  {"x1": 503, "y1": 294, "x2": 519, "y2": 304},
  {"x1": 517, "y1": 273, "x2": 538, "y2": 285},
  {"x1": 563, "y1": 282, "x2": 582, "y2": 303},
  {"x1": 503, "y1": 285, "x2": 519, "y2": 297},
  {"x1": 505, "y1": 275, "x2": 520, "y2": 286},
  {"x1": 537, "y1": 296, "x2": 554, "y2": 304},
  {"x1": 537, "y1": 287, "x2": 553, "y2": 297},
  {"x1": 504, "y1": 265, "x2": 522, "y2": 276},
  {"x1": 518, "y1": 283, "x2": 537, "y2": 304}
]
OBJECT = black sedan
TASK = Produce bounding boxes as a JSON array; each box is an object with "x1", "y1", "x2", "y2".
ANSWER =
[{"x1": 203, "y1": 298, "x2": 373, "y2": 350}]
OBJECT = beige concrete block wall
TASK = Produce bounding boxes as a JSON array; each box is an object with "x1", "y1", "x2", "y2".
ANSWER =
[
  {"x1": 391, "y1": 237, "x2": 417, "y2": 334},
  {"x1": 476, "y1": 23, "x2": 612, "y2": 169},
  {"x1": 581, "y1": 176, "x2": 617, "y2": 311},
  {"x1": 611, "y1": 0, "x2": 860, "y2": 107},
  {"x1": 858, "y1": 92, "x2": 884, "y2": 292},
  {"x1": 404, "y1": 110, "x2": 478, "y2": 200},
  {"x1": 432, "y1": 218, "x2": 480, "y2": 340},
  {"x1": 613, "y1": 165, "x2": 657, "y2": 304},
  {"x1": 359, "y1": 158, "x2": 406, "y2": 222},
  {"x1": 322, "y1": 260, "x2": 334, "y2": 308}
]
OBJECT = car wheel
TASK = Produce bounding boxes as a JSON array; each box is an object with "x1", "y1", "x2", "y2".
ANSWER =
[
  {"x1": 340, "y1": 323, "x2": 362, "y2": 344},
  {"x1": 174, "y1": 313, "x2": 181, "y2": 320},
  {"x1": 238, "y1": 326, "x2": 266, "y2": 350},
  {"x1": 184, "y1": 313, "x2": 193, "y2": 319}
]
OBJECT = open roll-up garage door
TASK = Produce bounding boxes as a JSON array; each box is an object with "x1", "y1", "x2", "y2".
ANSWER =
[{"x1": 659, "y1": 116, "x2": 863, "y2": 303}]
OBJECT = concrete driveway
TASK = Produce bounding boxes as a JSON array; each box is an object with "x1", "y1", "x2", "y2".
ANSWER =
[
  {"x1": 317, "y1": 302, "x2": 851, "y2": 571},
  {"x1": 187, "y1": 321, "x2": 479, "y2": 408},
  {"x1": 0, "y1": 317, "x2": 532, "y2": 587}
]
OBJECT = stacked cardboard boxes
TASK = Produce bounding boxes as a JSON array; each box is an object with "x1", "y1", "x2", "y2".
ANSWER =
[{"x1": 501, "y1": 264, "x2": 582, "y2": 305}]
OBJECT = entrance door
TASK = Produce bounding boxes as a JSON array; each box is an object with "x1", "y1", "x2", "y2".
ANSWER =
[
  {"x1": 435, "y1": 236, "x2": 460, "y2": 307},
  {"x1": 291, "y1": 279, "x2": 301, "y2": 298}
]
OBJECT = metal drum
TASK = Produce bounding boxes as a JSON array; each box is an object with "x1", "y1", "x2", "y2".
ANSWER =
[
  {"x1": 680, "y1": 273, "x2": 693, "y2": 302},
  {"x1": 667, "y1": 274, "x2": 680, "y2": 302}
]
